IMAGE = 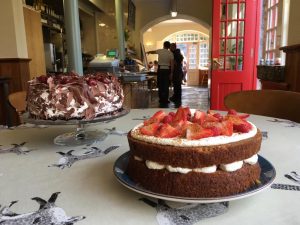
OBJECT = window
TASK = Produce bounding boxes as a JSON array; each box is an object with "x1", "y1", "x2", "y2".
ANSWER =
[
  {"x1": 264, "y1": 0, "x2": 279, "y2": 61},
  {"x1": 164, "y1": 31, "x2": 210, "y2": 69},
  {"x1": 263, "y1": 0, "x2": 289, "y2": 63}
]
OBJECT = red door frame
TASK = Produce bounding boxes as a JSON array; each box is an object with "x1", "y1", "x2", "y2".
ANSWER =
[{"x1": 210, "y1": 0, "x2": 261, "y2": 110}]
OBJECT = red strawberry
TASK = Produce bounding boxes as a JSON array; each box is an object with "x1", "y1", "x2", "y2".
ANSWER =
[
  {"x1": 156, "y1": 123, "x2": 180, "y2": 138},
  {"x1": 213, "y1": 113, "x2": 223, "y2": 121},
  {"x1": 225, "y1": 115, "x2": 252, "y2": 133},
  {"x1": 140, "y1": 123, "x2": 160, "y2": 136},
  {"x1": 173, "y1": 107, "x2": 189, "y2": 122},
  {"x1": 162, "y1": 115, "x2": 173, "y2": 124},
  {"x1": 144, "y1": 110, "x2": 167, "y2": 125},
  {"x1": 227, "y1": 109, "x2": 249, "y2": 119},
  {"x1": 168, "y1": 112, "x2": 176, "y2": 117},
  {"x1": 192, "y1": 111, "x2": 206, "y2": 125},
  {"x1": 238, "y1": 113, "x2": 250, "y2": 119},
  {"x1": 204, "y1": 114, "x2": 219, "y2": 122},
  {"x1": 227, "y1": 109, "x2": 238, "y2": 115},
  {"x1": 221, "y1": 120, "x2": 233, "y2": 136},
  {"x1": 234, "y1": 121, "x2": 252, "y2": 133},
  {"x1": 186, "y1": 124, "x2": 214, "y2": 140},
  {"x1": 171, "y1": 120, "x2": 190, "y2": 137}
]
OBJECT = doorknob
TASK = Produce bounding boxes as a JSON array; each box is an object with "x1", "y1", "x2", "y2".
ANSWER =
[{"x1": 212, "y1": 58, "x2": 221, "y2": 66}]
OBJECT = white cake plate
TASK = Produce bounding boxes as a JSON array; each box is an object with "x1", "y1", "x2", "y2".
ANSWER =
[{"x1": 22, "y1": 108, "x2": 129, "y2": 146}]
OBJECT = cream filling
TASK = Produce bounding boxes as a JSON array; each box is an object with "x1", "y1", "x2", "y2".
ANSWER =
[
  {"x1": 131, "y1": 122, "x2": 257, "y2": 147},
  {"x1": 136, "y1": 154, "x2": 258, "y2": 173}
]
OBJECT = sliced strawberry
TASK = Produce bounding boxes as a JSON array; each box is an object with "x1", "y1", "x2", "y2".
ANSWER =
[
  {"x1": 237, "y1": 113, "x2": 250, "y2": 119},
  {"x1": 202, "y1": 121, "x2": 222, "y2": 136},
  {"x1": 192, "y1": 111, "x2": 206, "y2": 125},
  {"x1": 221, "y1": 120, "x2": 233, "y2": 136},
  {"x1": 162, "y1": 115, "x2": 173, "y2": 124},
  {"x1": 168, "y1": 112, "x2": 176, "y2": 117},
  {"x1": 202, "y1": 120, "x2": 233, "y2": 136},
  {"x1": 144, "y1": 110, "x2": 167, "y2": 125},
  {"x1": 204, "y1": 114, "x2": 219, "y2": 122},
  {"x1": 225, "y1": 115, "x2": 252, "y2": 133},
  {"x1": 234, "y1": 121, "x2": 252, "y2": 133},
  {"x1": 212, "y1": 113, "x2": 223, "y2": 121},
  {"x1": 227, "y1": 109, "x2": 249, "y2": 119},
  {"x1": 173, "y1": 107, "x2": 189, "y2": 122},
  {"x1": 171, "y1": 120, "x2": 190, "y2": 137},
  {"x1": 156, "y1": 123, "x2": 180, "y2": 138},
  {"x1": 227, "y1": 109, "x2": 238, "y2": 115},
  {"x1": 140, "y1": 123, "x2": 160, "y2": 136},
  {"x1": 186, "y1": 124, "x2": 214, "y2": 140}
]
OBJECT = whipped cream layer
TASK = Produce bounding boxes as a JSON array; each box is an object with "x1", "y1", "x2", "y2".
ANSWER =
[
  {"x1": 135, "y1": 154, "x2": 258, "y2": 173},
  {"x1": 131, "y1": 122, "x2": 257, "y2": 147}
]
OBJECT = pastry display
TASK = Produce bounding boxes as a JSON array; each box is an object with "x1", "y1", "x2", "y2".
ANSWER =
[{"x1": 27, "y1": 72, "x2": 124, "y2": 120}]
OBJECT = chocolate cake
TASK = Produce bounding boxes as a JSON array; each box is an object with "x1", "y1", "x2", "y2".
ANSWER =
[
  {"x1": 27, "y1": 72, "x2": 124, "y2": 120},
  {"x1": 126, "y1": 107, "x2": 263, "y2": 198}
]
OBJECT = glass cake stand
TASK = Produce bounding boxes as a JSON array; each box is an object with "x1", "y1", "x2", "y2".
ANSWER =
[{"x1": 22, "y1": 108, "x2": 129, "y2": 146}]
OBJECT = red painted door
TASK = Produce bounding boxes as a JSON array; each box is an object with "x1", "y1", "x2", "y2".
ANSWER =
[{"x1": 210, "y1": 0, "x2": 261, "y2": 110}]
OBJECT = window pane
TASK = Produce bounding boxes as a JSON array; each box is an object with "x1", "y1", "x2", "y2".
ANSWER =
[
  {"x1": 226, "y1": 56, "x2": 236, "y2": 70},
  {"x1": 221, "y1": 3, "x2": 226, "y2": 20},
  {"x1": 239, "y1": 3, "x2": 245, "y2": 19},
  {"x1": 220, "y1": 22, "x2": 226, "y2": 37},
  {"x1": 238, "y1": 21, "x2": 244, "y2": 37},
  {"x1": 238, "y1": 39, "x2": 244, "y2": 54},
  {"x1": 220, "y1": 39, "x2": 225, "y2": 54},
  {"x1": 228, "y1": 3, "x2": 238, "y2": 20},
  {"x1": 237, "y1": 56, "x2": 243, "y2": 71},
  {"x1": 227, "y1": 21, "x2": 237, "y2": 37},
  {"x1": 227, "y1": 39, "x2": 236, "y2": 54}
]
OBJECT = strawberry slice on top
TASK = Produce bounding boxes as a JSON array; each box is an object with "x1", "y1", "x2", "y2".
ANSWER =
[
  {"x1": 225, "y1": 115, "x2": 252, "y2": 133},
  {"x1": 192, "y1": 110, "x2": 206, "y2": 125},
  {"x1": 173, "y1": 107, "x2": 191, "y2": 122},
  {"x1": 140, "y1": 123, "x2": 160, "y2": 136},
  {"x1": 144, "y1": 110, "x2": 166, "y2": 125},
  {"x1": 186, "y1": 123, "x2": 214, "y2": 140},
  {"x1": 156, "y1": 123, "x2": 181, "y2": 138}
]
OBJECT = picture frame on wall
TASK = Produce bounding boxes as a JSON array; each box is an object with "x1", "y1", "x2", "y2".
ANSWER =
[{"x1": 127, "y1": 0, "x2": 135, "y2": 30}]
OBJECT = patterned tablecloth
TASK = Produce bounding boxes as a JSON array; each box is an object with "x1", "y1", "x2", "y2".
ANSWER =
[{"x1": 0, "y1": 109, "x2": 300, "y2": 225}]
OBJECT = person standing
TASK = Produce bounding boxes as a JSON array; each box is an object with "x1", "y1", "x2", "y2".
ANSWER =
[
  {"x1": 169, "y1": 43, "x2": 184, "y2": 104},
  {"x1": 147, "y1": 41, "x2": 174, "y2": 107}
]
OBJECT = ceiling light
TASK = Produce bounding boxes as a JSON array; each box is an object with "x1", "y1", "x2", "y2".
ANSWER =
[
  {"x1": 170, "y1": 11, "x2": 177, "y2": 17},
  {"x1": 99, "y1": 23, "x2": 106, "y2": 27}
]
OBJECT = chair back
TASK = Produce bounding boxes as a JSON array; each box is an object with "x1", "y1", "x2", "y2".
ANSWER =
[
  {"x1": 224, "y1": 90, "x2": 300, "y2": 123},
  {"x1": 8, "y1": 91, "x2": 27, "y2": 123}
]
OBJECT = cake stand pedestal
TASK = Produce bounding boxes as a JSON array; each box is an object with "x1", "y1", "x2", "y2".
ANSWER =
[{"x1": 22, "y1": 108, "x2": 129, "y2": 146}]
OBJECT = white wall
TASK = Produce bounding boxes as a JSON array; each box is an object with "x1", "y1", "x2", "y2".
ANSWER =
[{"x1": 0, "y1": 0, "x2": 28, "y2": 58}]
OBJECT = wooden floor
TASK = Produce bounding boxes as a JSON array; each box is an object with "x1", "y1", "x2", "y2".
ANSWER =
[{"x1": 127, "y1": 85, "x2": 209, "y2": 110}]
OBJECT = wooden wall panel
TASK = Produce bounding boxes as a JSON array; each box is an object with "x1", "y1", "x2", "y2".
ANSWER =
[
  {"x1": 23, "y1": 6, "x2": 46, "y2": 79},
  {"x1": 0, "y1": 58, "x2": 30, "y2": 126},
  {"x1": 280, "y1": 44, "x2": 300, "y2": 92}
]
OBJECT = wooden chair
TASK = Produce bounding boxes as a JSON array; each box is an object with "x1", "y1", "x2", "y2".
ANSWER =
[
  {"x1": 224, "y1": 90, "x2": 300, "y2": 123},
  {"x1": 8, "y1": 91, "x2": 27, "y2": 124}
]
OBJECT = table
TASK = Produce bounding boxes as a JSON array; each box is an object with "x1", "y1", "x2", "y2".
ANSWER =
[{"x1": 1, "y1": 109, "x2": 300, "y2": 225}]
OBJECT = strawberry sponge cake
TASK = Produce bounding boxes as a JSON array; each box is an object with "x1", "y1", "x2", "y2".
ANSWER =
[{"x1": 126, "y1": 107, "x2": 262, "y2": 198}]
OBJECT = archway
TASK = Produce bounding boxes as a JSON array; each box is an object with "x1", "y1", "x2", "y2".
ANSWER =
[{"x1": 141, "y1": 15, "x2": 211, "y2": 87}]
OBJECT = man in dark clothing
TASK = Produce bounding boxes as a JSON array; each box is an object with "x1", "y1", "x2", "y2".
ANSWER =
[
  {"x1": 147, "y1": 41, "x2": 174, "y2": 107},
  {"x1": 170, "y1": 43, "x2": 184, "y2": 104}
]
